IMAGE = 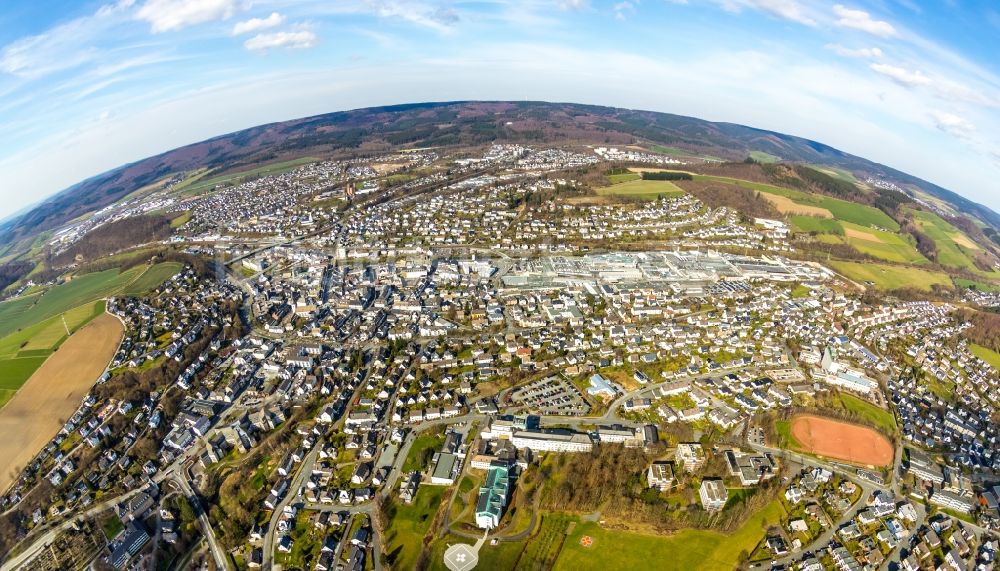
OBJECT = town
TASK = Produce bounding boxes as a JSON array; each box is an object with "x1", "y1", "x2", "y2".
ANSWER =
[{"x1": 1, "y1": 141, "x2": 998, "y2": 571}]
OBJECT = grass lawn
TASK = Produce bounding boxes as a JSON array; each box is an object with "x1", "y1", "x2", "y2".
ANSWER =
[
  {"x1": 384, "y1": 485, "x2": 447, "y2": 570},
  {"x1": 828, "y1": 261, "x2": 951, "y2": 291},
  {"x1": 596, "y1": 179, "x2": 686, "y2": 201},
  {"x1": 790, "y1": 216, "x2": 843, "y2": 234},
  {"x1": 970, "y1": 344, "x2": 1000, "y2": 370},
  {"x1": 102, "y1": 515, "x2": 125, "y2": 540},
  {"x1": 774, "y1": 419, "x2": 803, "y2": 450},
  {"x1": 553, "y1": 500, "x2": 786, "y2": 571},
  {"x1": 837, "y1": 393, "x2": 897, "y2": 434},
  {"x1": 402, "y1": 430, "x2": 446, "y2": 474},
  {"x1": 0, "y1": 389, "x2": 14, "y2": 409},
  {"x1": 790, "y1": 284, "x2": 811, "y2": 298}
]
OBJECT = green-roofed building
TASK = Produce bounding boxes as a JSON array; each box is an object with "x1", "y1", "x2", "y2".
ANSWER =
[{"x1": 475, "y1": 461, "x2": 513, "y2": 530}]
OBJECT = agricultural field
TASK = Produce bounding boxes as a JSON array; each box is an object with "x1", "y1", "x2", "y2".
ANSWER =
[
  {"x1": 828, "y1": 260, "x2": 951, "y2": 291},
  {"x1": 908, "y1": 209, "x2": 988, "y2": 272},
  {"x1": 606, "y1": 173, "x2": 641, "y2": 184},
  {"x1": 789, "y1": 216, "x2": 843, "y2": 234},
  {"x1": 122, "y1": 262, "x2": 183, "y2": 296},
  {"x1": 0, "y1": 262, "x2": 179, "y2": 339},
  {"x1": 0, "y1": 313, "x2": 124, "y2": 492},
  {"x1": 0, "y1": 266, "x2": 143, "y2": 338},
  {"x1": 836, "y1": 222, "x2": 928, "y2": 264},
  {"x1": 0, "y1": 299, "x2": 108, "y2": 401},
  {"x1": 553, "y1": 500, "x2": 786, "y2": 571},
  {"x1": 648, "y1": 170, "x2": 899, "y2": 231},
  {"x1": 596, "y1": 179, "x2": 686, "y2": 200}
]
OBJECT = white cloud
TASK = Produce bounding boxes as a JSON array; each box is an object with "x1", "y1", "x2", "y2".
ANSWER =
[
  {"x1": 929, "y1": 110, "x2": 974, "y2": 138},
  {"x1": 826, "y1": 44, "x2": 882, "y2": 59},
  {"x1": 717, "y1": 0, "x2": 815, "y2": 26},
  {"x1": 244, "y1": 31, "x2": 318, "y2": 51},
  {"x1": 833, "y1": 5, "x2": 896, "y2": 37},
  {"x1": 613, "y1": 1, "x2": 635, "y2": 20},
  {"x1": 364, "y1": 1, "x2": 460, "y2": 31},
  {"x1": 233, "y1": 12, "x2": 285, "y2": 36},
  {"x1": 558, "y1": 0, "x2": 589, "y2": 9},
  {"x1": 135, "y1": 0, "x2": 237, "y2": 33},
  {"x1": 0, "y1": 2, "x2": 127, "y2": 78},
  {"x1": 870, "y1": 63, "x2": 930, "y2": 87}
]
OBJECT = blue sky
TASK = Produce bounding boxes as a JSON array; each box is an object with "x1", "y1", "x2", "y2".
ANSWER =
[{"x1": 1, "y1": 0, "x2": 999, "y2": 221}]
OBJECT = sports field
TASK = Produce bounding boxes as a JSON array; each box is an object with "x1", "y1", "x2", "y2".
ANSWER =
[
  {"x1": 828, "y1": 260, "x2": 951, "y2": 291},
  {"x1": 790, "y1": 415, "x2": 893, "y2": 467},
  {"x1": 0, "y1": 312, "x2": 123, "y2": 491},
  {"x1": 596, "y1": 179, "x2": 686, "y2": 200},
  {"x1": 553, "y1": 500, "x2": 785, "y2": 571},
  {"x1": 837, "y1": 393, "x2": 897, "y2": 434}
]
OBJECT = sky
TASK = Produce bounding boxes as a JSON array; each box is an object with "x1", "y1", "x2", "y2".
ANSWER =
[{"x1": 1, "y1": 0, "x2": 999, "y2": 221}]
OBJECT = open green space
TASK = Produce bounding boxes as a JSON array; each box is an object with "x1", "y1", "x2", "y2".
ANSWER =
[
  {"x1": 102, "y1": 515, "x2": 125, "y2": 540},
  {"x1": 553, "y1": 500, "x2": 785, "y2": 571},
  {"x1": 384, "y1": 485, "x2": 447, "y2": 571},
  {"x1": 749, "y1": 150, "x2": 781, "y2": 163},
  {"x1": 647, "y1": 145, "x2": 724, "y2": 161},
  {"x1": 402, "y1": 430, "x2": 446, "y2": 474},
  {"x1": 954, "y1": 278, "x2": 1000, "y2": 292},
  {"x1": 774, "y1": 419, "x2": 803, "y2": 450},
  {"x1": 169, "y1": 211, "x2": 192, "y2": 228},
  {"x1": 908, "y1": 209, "x2": 987, "y2": 272},
  {"x1": 808, "y1": 165, "x2": 860, "y2": 184},
  {"x1": 790, "y1": 216, "x2": 843, "y2": 234},
  {"x1": 837, "y1": 393, "x2": 897, "y2": 434},
  {"x1": 828, "y1": 260, "x2": 951, "y2": 291},
  {"x1": 663, "y1": 171, "x2": 899, "y2": 231},
  {"x1": 123, "y1": 262, "x2": 183, "y2": 296},
  {"x1": 606, "y1": 173, "x2": 641, "y2": 184},
  {"x1": 0, "y1": 299, "x2": 108, "y2": 407},
  {"x1": 0, "y1": 356, "x2": 48, "y2": 390},
  {"x1": 970, "y1": 344, "x2": 1000, "y2": 370},
  {"x1": 0, "y1": 266, "x2": 143, "y2": 338},
  {"x1": 596, "y1": 179, "x2": 686, "y2": 200},
  {"x1": 839, "y1": 222, "x2": 928, "y2": 264}
]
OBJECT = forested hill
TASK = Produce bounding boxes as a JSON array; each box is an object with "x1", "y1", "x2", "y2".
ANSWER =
[{"x1": 2, "y1": 100, "x2": 997, "y2": 246}]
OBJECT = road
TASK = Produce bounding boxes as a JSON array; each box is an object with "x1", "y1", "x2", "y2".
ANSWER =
[{"x1": 173, "y1": 472, "x2": 231, "y2": 571}]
